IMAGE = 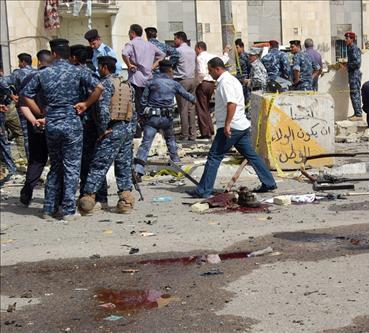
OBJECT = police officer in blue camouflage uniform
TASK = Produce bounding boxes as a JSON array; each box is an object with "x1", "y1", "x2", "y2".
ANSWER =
[
  {"x1": 261, "y1": 40, "x2": 291, "y2": 81},
  {"x1": 79, "y1": 56, "x2": 136, "y2": 215},
  {"x1": 235, "y1": 39, "x2": 251, "y2": 105},
  {"x1": 344, "y1": 32, "x2": 363, "y2": 121},
  {"x1": 21, "y1": 38, "x2": 103, "y2": 221},
  {"x1": 290, "y1": 40, "x2": 320, "y2": 91},
  {"x1": 144, "y1": 27, "x2": 180, "y2": 74},
  {"x1": 133, "y1": 60, "x2": 196, "y2": 179},
  {"x1": 4, "y1": 53, "x2": 37, "y2": 157},
  {"x1": 69, "y1": 44, "x2": 108, "y2": 210}
]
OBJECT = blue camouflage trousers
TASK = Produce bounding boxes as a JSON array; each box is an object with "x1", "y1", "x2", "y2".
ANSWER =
[
  {"x1": 349, "y1": 70, "x2": 362, "y2": 116},
  {"x1": 0, "y1": 112, "x2": 16, "y2": 176},
  {"x1": 44, "y1": 117, "x2": 83, "y2": 216},
  {"x1": 80, "y1": 114, "x2": 108, "y2": 203},
  {"x1": 84, "y1": 121, "x2": 133, "y2": 195},
  {"x1": 135, "y1": 115, "x2": 179, "y2": 175}
]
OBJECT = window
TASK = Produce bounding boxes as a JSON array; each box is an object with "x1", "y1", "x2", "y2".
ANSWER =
[
  {"x1": 169, "y1": 21, "x2": 183, "y2": 32},
  {"x1": 335, "y1": 40, "x2": 347, "y2": 61}
]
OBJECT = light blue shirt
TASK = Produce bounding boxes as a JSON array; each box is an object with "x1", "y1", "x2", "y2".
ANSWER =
[{"x1": 92, "y1": 42, "x2": 122, "y2": 74}]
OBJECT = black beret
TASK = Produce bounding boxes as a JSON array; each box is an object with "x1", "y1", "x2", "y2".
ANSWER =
[
  {"x1": 84, "y1": 29, "x2": 99, "y2": 41},
  {"x1": 159, "y1": 59, "x2": 172, "y2": 68},
  {"x1": 49, "y1": 38, "x2": 69, "y2": 48},
  {"x1": 97, "y1": 55, "x2": 117, "y2": 66},
  {"x1": 144, "y1": 27, "x2": 157, "y2": 34},
  {"x1": 289, "y1": 40, "x2": 301, "y2": 46},
  {"x1": 70, "y1": 44, "x2": 86, "y2": 56}
]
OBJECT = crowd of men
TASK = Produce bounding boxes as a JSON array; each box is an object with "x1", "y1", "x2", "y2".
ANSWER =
[{"x1": 0, "y1": 25, "x2": 367, "y2": 220}]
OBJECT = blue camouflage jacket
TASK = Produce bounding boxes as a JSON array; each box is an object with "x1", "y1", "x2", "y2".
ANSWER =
[
  {"x1": 96, "y1": 74, "x2": 114, "y2": 135},
  {"x1": 292, "y1": 51, "x2": 320, "y2": 87},
  {"x1": 261, "y1": 48, "x2": 291, "y2": 81},
  {"x1": 148, "y1": 38, "x2": 180, "y2": 68},
  {"x1": 141, "y1": 73, "x2": 195, "y2": 111},
  {"x1": 21, "y1": 59, "x2": 100, "y2": 121},
  {"x1": 5, "y1": 65, "x2": 37, "y2": 94},
  {"x1": 347, "y1": 43, "x2": 361, "y2": 73}
]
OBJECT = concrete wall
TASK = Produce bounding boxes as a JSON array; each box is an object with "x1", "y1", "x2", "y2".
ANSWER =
[
  {"x1": 5, "y1": 0, "x2": 54, "y2": 70},
  {"x1": 195, "y1": 0, "x2": 223, "y2": 54},
  {"x1": 363, "y1": 0, "x2": 369, "y2": 48},
  {"x1": 231, "y1": 1, "x2": 248, "y2": 46},
  {"x1": 112, "y1": 0, "x2": 157, "y2": 54},
  {"x1": 247, "y1": 0, "x2": 281, "y2": 46},
  {"x1": 281, "y1": 1, "x2": 332, "y2": 63},
  {"x1": 156, "y1": 0, "x2": 196, "y2": 46}
]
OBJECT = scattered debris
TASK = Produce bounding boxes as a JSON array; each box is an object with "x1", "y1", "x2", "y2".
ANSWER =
[
  {"x1": 237, "y1": 187, "x2": 261, "y2": 208},
  {"x1": 191, "y1": 202, "x2": 210, "y2": 213},
  {"x1": 247, "y1": 246, "x2": 274, "y2": 257},
  {"x1": 273, "y1": 195, "x2": 292, "y2": 206},
  {"x1": 7, "y1": 302, "x2": 17, "y2": 312},
  {"x1": 20, "y1": 291, "x2": 33, "y2": 298},
  {"x1": 200, "y1": 269, "x2": 224, "y2": 276},
  {"x1": 74, "y1": 288, "x2": 88, "y2": 291},
  {"x1": 121, "y1": 269, "x2": 139, "y2": 274},
  {"x1": 129, "y1": 248, "x2": 140, "y2": 255},
  {"x1": 204, "y1": 254, "x2": 221, "y2": 264},
  {"x1": 203, "y1": 192, "x2": 237, "y2": 208},
  {"x1": 103, "y1": 229, "x2": 113, "y2": 235},
  {"x1": 97, "y1": 303, "x2": 116, "y2": 309},
  {"x1": 140, "y1": 231, "x2": 156, "y2": 237},
  {"x1": 104, "y1": 315, "x2": 123, "y2": 321},
  {"x1": 89, "y1": 254, "x2": 101, "y2": 259},
  {"x1": 152, "y1": 196, "x2": 173, "y2": 203}
]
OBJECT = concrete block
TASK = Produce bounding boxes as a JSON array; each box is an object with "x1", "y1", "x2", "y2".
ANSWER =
[
  {"x1": 362, "y1": 129, "x2": 369, "y2": 142},
  {"x1": 319, "y1": 51, "x2": 369, "y2": 121},
  {"x1": 250, "y1": 92, "x2": 335, "y2": 170},
  {"x1": 191, "y1": 202, "x2": 210, "y2": 213},
  {"x1": 273, "y1": 195, "x2": 292, "y2": 206}
]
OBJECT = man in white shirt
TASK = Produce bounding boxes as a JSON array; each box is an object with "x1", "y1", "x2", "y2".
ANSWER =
[
  {"x1": 195, "y1": 42, "x2": 230, "y2": 139},
  {"x1": 186, "y1": 57, "x2": 277, "y2": 198}
]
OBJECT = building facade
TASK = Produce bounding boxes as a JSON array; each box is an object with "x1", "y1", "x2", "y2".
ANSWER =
[{"x1": 1, "y1": 0, "x2": 368, "y2": 74}]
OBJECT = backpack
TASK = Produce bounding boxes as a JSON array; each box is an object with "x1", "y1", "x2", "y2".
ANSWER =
[{"x1": 109, "y1": 75, "x2": 135, "y2": 121}]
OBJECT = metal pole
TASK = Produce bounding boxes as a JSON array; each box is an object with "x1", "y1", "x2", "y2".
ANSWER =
[
  {"x1": 220, "y1": 0, "x2": 236, "y2": 72},
  {"x1": 0, "y1": 0, "x2": 11, "y2": 75}
]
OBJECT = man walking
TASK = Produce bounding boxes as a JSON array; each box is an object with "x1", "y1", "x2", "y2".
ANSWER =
[
  {"x1": 22, "y1": 39, "x2": 103, "y2": 221},
  {"x1": 304, "y1": 38, "x2": 323, "y2": 91},
  {"x1": 186, "y1": 57, "x2": 277, "y2": 199},
  {"x1": 195, "y1": 41, "x2": 229, "y2": 139},
  {"x1": 173, "y1": 31, "x2": 197, "y2": 141},
  {"x1": 344, "y1": 32, "x2": 363, "y2": 121},
  {"x1": 84, "y1": 29, "x2": 122, "y2": 74}
]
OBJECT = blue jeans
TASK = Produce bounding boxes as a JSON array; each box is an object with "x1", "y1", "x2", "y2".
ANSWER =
[
  {"x1": 135, "y1": 116, "x2": 179, "y2": 175},
  {"x1": 195, "y1": 127, "x2": 276, "y2": 197}
]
